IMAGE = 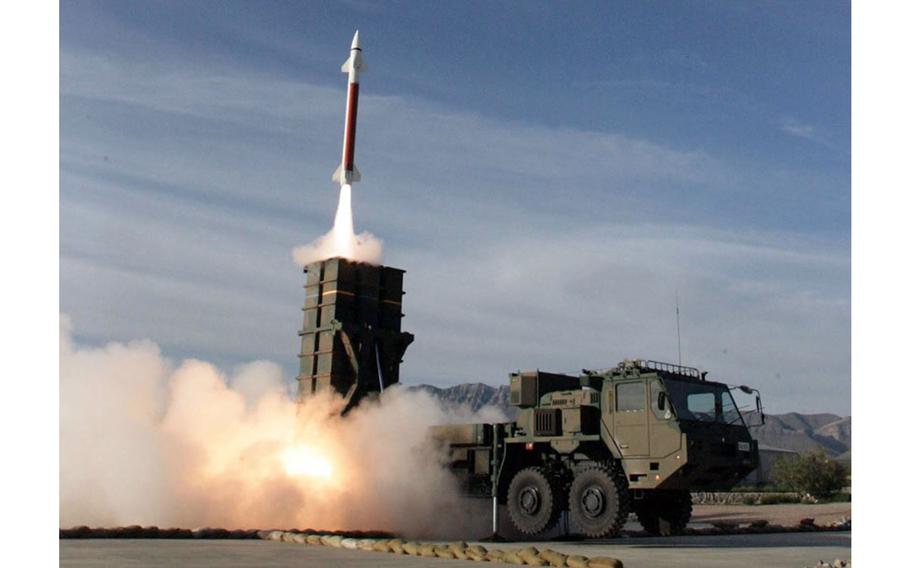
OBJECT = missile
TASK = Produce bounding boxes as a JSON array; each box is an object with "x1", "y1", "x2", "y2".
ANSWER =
[{"x1": 332, "y1": 30, "x2": 367, "y2": 186}]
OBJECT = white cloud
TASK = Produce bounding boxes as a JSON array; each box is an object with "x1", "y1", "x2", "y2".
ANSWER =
[
  {"x1": 780, "y1": 117, "x2": 825, "y2": 144},
  {"x1": 398, "y1": 224, "x2": 849, "y2": 414}
]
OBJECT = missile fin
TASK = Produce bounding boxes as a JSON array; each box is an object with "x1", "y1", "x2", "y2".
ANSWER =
[
  {"x1": 332, "y1": 164, "x2": 361, "y2": 184},
  {"x1": 341, "y1": 55, "x2": 366, "y2": 73}
]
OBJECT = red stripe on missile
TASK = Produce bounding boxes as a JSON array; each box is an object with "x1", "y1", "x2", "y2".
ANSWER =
[{"x1": 342, "y1": 82, "x2": 359, "y2": 172}]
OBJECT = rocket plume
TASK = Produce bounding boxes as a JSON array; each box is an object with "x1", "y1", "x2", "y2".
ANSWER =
[
  {"x1": 59, "y1": 316, "x2": 504, "y2": 536},
  {"x1": 331, "y1": 184, "x2": 355, "y2": 257},
  {"x1": 292, "y1": 184, "x2": 383, "y2": 266}
]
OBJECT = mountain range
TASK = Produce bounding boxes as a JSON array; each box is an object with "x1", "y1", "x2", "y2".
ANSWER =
[{"x1": 411, "y1": 383, "x2": 851, "y2": 460}]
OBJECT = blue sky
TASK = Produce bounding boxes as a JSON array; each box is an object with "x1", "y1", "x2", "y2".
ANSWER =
[{"x1": 60, "y1": 1, "x2": 850, "y2": 414}]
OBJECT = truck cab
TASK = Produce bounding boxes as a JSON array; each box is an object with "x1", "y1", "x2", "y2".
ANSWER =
[{"x1": 585, "y1": 360, "x2": 759, "y2": 492}]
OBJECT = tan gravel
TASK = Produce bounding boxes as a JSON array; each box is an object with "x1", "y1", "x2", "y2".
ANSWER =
[{"x1": 692, "y1": 502, "x2": 851, "y2": 526}]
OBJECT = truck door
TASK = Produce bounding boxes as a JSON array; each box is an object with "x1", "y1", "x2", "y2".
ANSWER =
[
  {"x1": 613, "y1": 381, "x2": 649, "y2": 457},
  {"x1": 647, "y1": 380, "x2": 682, "y2": 459}
]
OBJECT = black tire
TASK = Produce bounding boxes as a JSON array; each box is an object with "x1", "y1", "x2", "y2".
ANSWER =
[
  {"x1": 635, "y1": 491, "x2": 692, "y2": 536},
  {"x1": 568, "y1": 462, "x2": 630, "y2": 538},
  {"x1": 506, "y1": 466, "x2": 560, "y2": 536}
]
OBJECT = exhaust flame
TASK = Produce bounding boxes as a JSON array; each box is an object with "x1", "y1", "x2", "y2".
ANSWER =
[
  {"x1": 293, "y1": 184, "x2": 383, "y2": 266},
  {"x1": 330, "y1": 184, "x2": 355, "y2": 258},
  {"x1": 280, "y1": 445, "x2": 334, "y2": 480}
]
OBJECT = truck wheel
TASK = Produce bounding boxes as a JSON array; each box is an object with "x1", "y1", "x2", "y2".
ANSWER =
[
  {"x1": 568, "y1": 462, "x2": 629, "y2": 538},
  {"x1": 506, "y1": 467, "x2": 560, "y2": 536},
  {"x1": 636, "y1": 491, "x2": 692, "y2": 536}
]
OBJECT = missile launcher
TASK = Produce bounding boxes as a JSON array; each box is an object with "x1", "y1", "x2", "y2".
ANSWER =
[{"x1": 297, "y1": 257, "x2": 414, "y2": 413}]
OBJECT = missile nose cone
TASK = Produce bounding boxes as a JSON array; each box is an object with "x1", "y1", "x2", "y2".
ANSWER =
[{"x1": 351, "y1": 30, "x2": 360, "y2": 50}]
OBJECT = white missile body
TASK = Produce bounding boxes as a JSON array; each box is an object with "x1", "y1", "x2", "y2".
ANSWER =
[{"x1": 332, "y1": 30, "x2": 367, "y2": 186}]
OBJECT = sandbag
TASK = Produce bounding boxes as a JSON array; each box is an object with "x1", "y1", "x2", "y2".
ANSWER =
[
  {"x1": 402, "y1": 542, "x2": 420, "y2": 555},
  {"x1": 539, "y1": 549, "x2": 568, "y2": 567},
  {"x1": 371, "y1": 539, "x2": 391, "y2": 552},
  {"x1": 504, "y1": 550, "x2": 526, "y2": 564},
  {"x1": 467, "y1": 544, "x2": 489, "y2": 556},
  {"x1": 567, "y1": 555, "x2": 590, "y2": 568},
  {"x1": 518, "y1": 547, "x2": 541, "y2": 563},
  {"x1": 487, "y1": 549, "x2": 506, "y2": 562},
  {"x1": 436, "y1": 548, "x2": 456, "y2": 559}
]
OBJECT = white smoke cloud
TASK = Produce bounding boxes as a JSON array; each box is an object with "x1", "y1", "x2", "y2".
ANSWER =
[
  {"x1": 292, "y1": 228, "x2": 383, "y2": 267},
  {"x1": 293, "y1": 184, "x2": 384, "y2": 267},
  {"x1": 60, "y1": 316, "x2": 503, "y2": 536}
]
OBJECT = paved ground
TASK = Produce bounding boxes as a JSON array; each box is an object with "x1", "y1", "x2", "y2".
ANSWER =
[
  {"x1": 61, "y1": 532, "x2": 850, "y2": 568},
  {"x1": 482, "y1": 532, "x2": 850, "y2": 567}
]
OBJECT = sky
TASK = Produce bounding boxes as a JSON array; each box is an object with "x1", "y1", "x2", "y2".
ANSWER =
[{"x1": 60, "y1": 0, "x2": 851, "y2": 415}]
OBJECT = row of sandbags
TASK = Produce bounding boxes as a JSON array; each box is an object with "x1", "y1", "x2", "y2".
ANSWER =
[
  {"x1": 264, "y1": 531, "x2": 624, "y2": 568},
  {"x1": 59, "y1": 526, "x2": 394, "y2": 540},
  {"x1": 60, "y1": 526, "x2": 258, "y2": 539}
]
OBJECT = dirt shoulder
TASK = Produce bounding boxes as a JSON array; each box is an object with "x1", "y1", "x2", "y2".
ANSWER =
[{"x1": 692, "y1": 502, "x2": 851, "y2": 526}]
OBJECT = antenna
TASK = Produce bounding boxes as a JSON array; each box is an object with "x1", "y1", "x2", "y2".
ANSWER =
[{"x1": 675, "y1": 290, "x2": 682, "y2": 366}]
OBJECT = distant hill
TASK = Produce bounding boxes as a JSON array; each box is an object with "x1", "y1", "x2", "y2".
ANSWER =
[
  {"x1": 411, "y1": 382, "x2": 850, "y2": 459},
  {"x1": 410, "y1": 383, "x2": 512, "y2": 415},
  {"x1": 752, "y1": 413, "x2": 851, "y2": 457}
]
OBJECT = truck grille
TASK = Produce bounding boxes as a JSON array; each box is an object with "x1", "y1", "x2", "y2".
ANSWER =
[{"x1": 535, "y1": 409, "x2": 561, "y2": 436}]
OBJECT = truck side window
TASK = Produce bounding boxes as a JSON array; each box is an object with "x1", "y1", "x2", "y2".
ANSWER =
[
  {"x1": 687, "y1": 392, "x2": 716, "y2": 421},
  {"x1": 616, "y1": 382, "x2": 645, "y2": 412},
  {"x1": 650, "y1": 381, "x2": 670, "y2": 420}
]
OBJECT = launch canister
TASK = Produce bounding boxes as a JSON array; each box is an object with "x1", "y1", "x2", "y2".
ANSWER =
[{"x1": 332, "y1": 30, "x2": 366, "y2": 186}]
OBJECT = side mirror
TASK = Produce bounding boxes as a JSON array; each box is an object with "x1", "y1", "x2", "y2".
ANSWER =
[
  {"x1": 737, "y1": 385, "x2": 765, "y2": 427},
  {"x1": 657, "y1": 391, "x2": 667, "y2": 411}
]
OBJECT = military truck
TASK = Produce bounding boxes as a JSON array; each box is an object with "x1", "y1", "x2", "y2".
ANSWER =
[{"x1": 430, "y1": 359, "x2": 762, "y2": 538}]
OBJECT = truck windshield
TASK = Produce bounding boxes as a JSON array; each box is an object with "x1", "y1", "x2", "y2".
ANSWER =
[{"x1": 662, "y1": 379, "x2": 745, "y2": 426}]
